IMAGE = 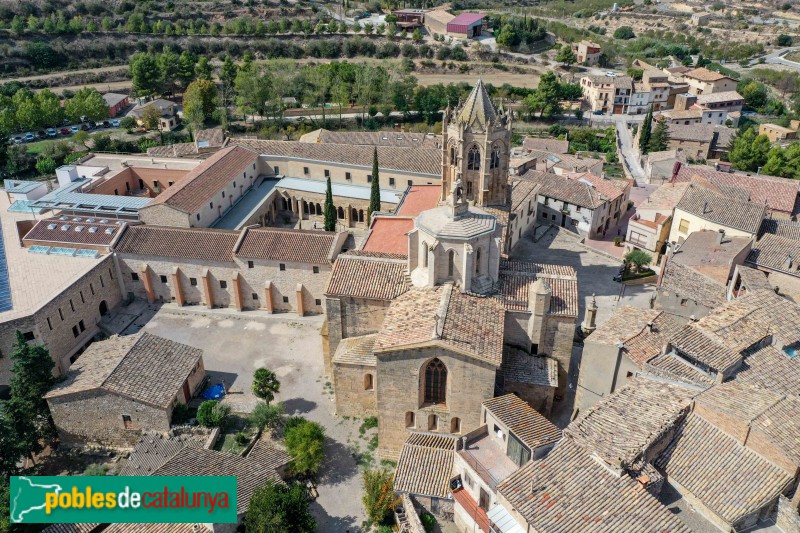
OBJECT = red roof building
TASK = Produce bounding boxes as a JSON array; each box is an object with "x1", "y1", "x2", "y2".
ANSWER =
[{"x1": 446, "y1": 13, "x2": 485, "y2": 38}]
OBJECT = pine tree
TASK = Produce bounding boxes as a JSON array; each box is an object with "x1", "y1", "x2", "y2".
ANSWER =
[
  {"x1": 324, "y1": 176, "x2": 336, "y2": 232},
  {"x1": 368, "y1": 147, "x2": 381, "y2": 222},
  {"x1": 648, "y1": 119, "x2": 670, "y2": 154},
  {"x1": 7, "y1": 331, "x2": 56, "y2": 462},
  {"x1": 639, "y1": 107, "x2": 653, "y2": 154}
]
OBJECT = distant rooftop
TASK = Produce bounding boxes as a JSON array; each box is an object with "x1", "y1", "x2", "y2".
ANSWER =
[{"x1": 276, "y1": 176, "x2": 402, "y2": 205}]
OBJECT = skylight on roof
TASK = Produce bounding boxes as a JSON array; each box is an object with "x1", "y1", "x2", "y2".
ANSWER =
[
  {"x1": 61, "y1": 224, "x2": 70, "y2": 231},
  {"x1": 74, "y1": 226, "x2": 85, "y2": 232}
]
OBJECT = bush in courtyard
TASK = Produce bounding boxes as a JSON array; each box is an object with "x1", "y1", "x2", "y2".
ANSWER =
[
  {"x1": 624, "y1": 249, "x2": 653, "y2": 272},
  {"x1": 284, "y1": 417, "x2": 325, "y2": 477},
  {"x1": 362, "y1": 467, "x2": 398, "y2": 525},
  {"x1": 249, "y1": 401, "x2": 284, "y2": 433},
  {"x1": 171, "y1": 403, "x2": 191, "y2": 425},
  {"x1": 197, "y1": 400, "x2": 230, "y2": 427}
]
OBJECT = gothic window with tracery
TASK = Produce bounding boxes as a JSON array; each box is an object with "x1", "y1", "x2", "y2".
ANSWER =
[
  {"x1": 490, "y1": 145, "x2": 501, "y2": 169},
  {"x1": 467, "y1": 146, "x2": 481, "y2": 171},
  {"x1": 424, "y1": 358, "x2": 447, "y2": 405}
]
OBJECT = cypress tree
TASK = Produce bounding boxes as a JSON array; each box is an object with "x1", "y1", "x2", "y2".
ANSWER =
[
  {"x1": 323, "y1": 176, "x2": 336, "y2": 232},
  {"x1": 648, "y1": 119, "x2": 670, "y2": 154},
  {"x1": 368, "y1": 147, "x2": 381, "y2": 222},
  {"x1": 639, "y1": 106, "x2": 653, "y2": 154}
]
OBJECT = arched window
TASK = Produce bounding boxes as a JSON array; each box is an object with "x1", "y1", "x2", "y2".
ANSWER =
[
  {"x1": 424, "y1": 358, "x2": 447, "y2": 405},
  {"x1": 337, "y1": 206, "x2": 345, "y2": 220},
  {"x1": 316, "y1": 203, "x2": 322, "y2": 215},
  {"x1": 351, "y1": 208, "x2": 358, "y2": 221},
  {"x1": 358, "y1": 210, "x2": 365, "y2": 223},
  {"x1": 405, "y1": 411, "x2": 415, "y2": 428},
  {"x1": 421, "y1": 241, "x2": 429, "y2": 268},
  {"x1": 475, "y1": 248, "x2": 481, "y2": 274},
  {"x1": 303, "y1": 201, "x2": 309, "y2": 214},
  {"x1": 450, "y1": 417, "x2": 461, "y2": 434},
  {"x1": 428, "y1": 414, "x2": 439, "y2": 431},
  {"x1": 448, "y1": 250, "x2": 455, "y2": 277},
  {"x1": 467, "y1": 146, "x2": 481, "y2": 171},
  {"x1": 490, "y1": 145, "x2": 501, "y2": 169},
  {"x1": 364, "y1": 373, "x2": 374, "y2": 391},
  {"x1": 449, "y1": 146, "x2": 455, "y2": 164}
]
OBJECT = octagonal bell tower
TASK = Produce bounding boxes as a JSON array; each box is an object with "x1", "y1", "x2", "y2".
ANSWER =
[{"x1": 441, "y1": 79, "x2": 511, "y2": 208}]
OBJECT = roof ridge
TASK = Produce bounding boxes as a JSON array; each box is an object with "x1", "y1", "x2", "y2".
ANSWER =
[{"x1": 99, "y1": 333, "x2": 143, "y2": 390}]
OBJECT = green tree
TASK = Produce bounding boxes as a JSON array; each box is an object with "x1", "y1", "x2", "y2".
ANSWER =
[
  {"x1": 65, "y1": 88, "x2": 108, "y2": 122},
  {"x1": 177, "y1": 51, "x2": 197, "y2": 89},
  {"x1": 7, "y1": 332, "x2": 57, "y2": 462},
  {"x1": 196, "y1": 400, "x2": 230, "y2": 428},
  {"x1": 130, "y1": 52, "x2": 162, "y2": 98},
  {"x1": 195, "y1": 56, "x2": 213, "y2": 81},
  {"x1": 35, "y1": 157, "x2": 57, "y2": 176},
  {"x1": 0, "y1": 404, "x2": 24, "y2": 476},
  {"x1": 739, "y1": 80, "x2": 769, "y2": 110},
  {"x1": 613, "y1": 26, "x2": 635, "y2": 40},
  {"x1": 182, "y1": 79, "x2": 218, "y2": 129},
  {"x1": 141, "y1": 105, "x2": 161, "y2": 131},
  {"x1": 363, "y1": 468, "x2": 399, "y2": 525},
  {"x1": 647, "y1": 118, "x2": 670, "y2": 153},
  {"x1": 235, "y1": 66, "x2": 272, "y2": 123},
  {"x1": 639, "y1": 108, "x2": 654, "y2": 154},
  {"x1": 526, "y1": 71, "x2": 562, "y2": 118},
  {"x1": 624, "y1": 249, "x2": 653, "y2": 272},
  {"x1": 284, "y1": 418, "x2": 325, "y2": 477},
  {"x1": 158, "y1": 46, "x2": 181, "y2": 94},
  {"x1": 252, "y1": 368, "x2": 280, "y2": 404},
  {"x1": 368, "y1": 147, "x2": 381, "y2": 222},
  {"x1": 412, "y1": 28, "x2": 423, "y2": 43},
  {"x1": 249, "y1": 401, "x2": 284, "y2": 434},
  {"x1": 35, "y1": 89, "x2": 63, "y2": 127},
  {"x1": 555, "y1": 44, "x2": 576, "y2": 67},
  {"x1": 245, "y1": 481, "x2": 316, "y2": 533},
  {"x1": 324, "y1": 176, "x2": 336, "y2": 231},
  {"x1": 16, "y1": 98, "x2": 41, "y2": 131},
  {"x1": 777, "y1": 34, "x2": 793, "y2": 47},
  {"x1": 729, "y1": 128, "x2": 771, "y2": 172},
  {"x1": 761, "y1": 146, "x2": 787, "y2": 177}
]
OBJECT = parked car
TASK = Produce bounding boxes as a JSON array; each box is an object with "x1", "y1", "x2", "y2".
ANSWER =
[
  {"x1": 592, "y1": 110, "x2": 604, "y2": 115},
  {"x1": 111, "y1": 119, "x2": 120, "y2": 127},
  {"x1": 47, "y1": 128, "x2": 57, "y2": 137},
  {"x1": 80, "y1": 124, "x2": 89, "y2": 131},
  {"x1": 12, "y1": 136, "x2": 23, "y2": 144},
  {"x1": 70, "y1": 126, "x2": 80, "y2": 133},
  {"x1": 87, "y1": 121, "x2": 97, "y2": 129},
  {"x1": 101, "y1": 120, "x2": 111, "y2": 128},
  {"x1": 24, "y1": 132, "x2": 35, "y2": 142},
  {"x1": 60, "y1": 128, "x2": 70, "y2": 135}
]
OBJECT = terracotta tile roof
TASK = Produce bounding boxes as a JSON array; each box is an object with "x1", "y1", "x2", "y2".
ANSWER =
[
  {"x1": 501, "y1": 346, "x2": 558, "y2": 388},
  {"x1": 148, "y1": 145, "x2": 259, "y2": 213},
  {"x1": 637, "y1": 182, "x2": 689, "y2": 213},
  {"x1": 246, "y1": 437, "x2": 291, "y2": 471},
  {"x1": 120, "y1": 431, "x2": 205, "y2": 476},
  {"x1": 675, "y1": 183, "x2": 766, "y2": 234},
  {"x1": 695, "y1": 381, "x2": 783, "y2": 422},
  {"x1": 24, "y1": 217, "x2": 123, "y2": 247},
  {"x1": 396, "y1": 185, "x2": 442, "y2": 217},
  {"x1": 735, "y1": 265, "x2": 774, "y2": 293},
  {"x1": 674, "y1": 166, "x2": 800, "y2": 216},
  {"x1": 394, "y1": 432, "x2": 458, "y2": 498},
  {"x1": 152, "y1": 446, "x2": 282, "y2": 514},
  {"x1": 114, "y1": 225, "x2": 238, "y2": 263},
  {"x1": 669, "y1": 229, "x2": 752, "y2": 284},
  {"x1": 325, "y1": 252, "x2": 410, "y2": 300},
  {"x1": 236, "y1": 227, "x2": 340, "y2": 264},
  {"x1": 231, "y1": 138, "x2": 441, "y2": 176},
  {"x1": 361, "y1": 217, "x2": 414, "y2": 256},
  {"x1": 566, "y1": 172, "x2": 628, "y2": 202},
  {"x1": 751, "y1": 396, "x2": 800, "y2": 466},
  {"x1": 624, "y1": 312, "x2": 687, "y2": 367},
  {"x1": 759, "y1": 217, "x2": 800, "y2": 240},
  {"x1": 496, "y1": 260, "x2": 578, "y2": 316},
  {"x1": 670, "y1": 323, "x2": 743, "y2": 374},
  {"x1": 374, "y1": 285, "x2": 506, "y2": 365},
  {"x1": 300, "y1": 129, "x2": 442, "y2": 149},
  {"x1": 551, "y1": 153, "x2": 604, "y2": 173},
  {"x1": 509, "y1": 178, "x2": 540, "y2": 212},
  {"x1": 42, "y1": 524, "x2": 100, "y2": 533},
  {"x1": 738, "y1": 344, "x2": 800, "y2": 396},
  {"x1": 483, "y1": 394, "x2": 561, "y2": 450},
  {"x1": 332, "y1": 334, "x2": 377, "y2": 366},
  {"x1": 586, "y1": 306, "x2": 661, "y2": 346},
  {"x1": 522, "y1": 137, "x2": 569, "y2": 154},
  {"x1": 104, "y1": 524, "x2": 211, "y2": 533},
  {"x1": 644, "y1": 352, "x2": 715, "y2": 386},
  {"x1": 660, "y1": 261, "x2": 727, "y2": 308},
  {"x1": 696, "y1": 91, "x2": 744, "y2": 105},
  {"x1": 683, "y1": 67, "x2": 733, "y2": 81},
  {"x1": 747, "y1": 233, "x2": 800, "y2": 277},
  {"x1": 499, "y1": 438, "x2": 690, "y2": 533},
  {"x1": 564, "y1": 377, "x2": 696, "y2": 468},
  {"x1": 655, "y1": 413, "x2": 793, "y2": 525},
  {"x1": 519, "y1": 170, "x2": 605, "y2": 209}
]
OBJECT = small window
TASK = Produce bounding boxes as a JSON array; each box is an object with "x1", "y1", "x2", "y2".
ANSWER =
[
  {"x1": 70, "y1": 299, "x2": 75, "y2": 312},
  {"x1": 160, "y1": 275, "x2": 168, "y2": 284},
  {"x1": 80, "y1": 291, "x2": 85, "y2": 304},
  {"x1": 122, "y1": 415, "x2": 134, "y2": 429},
  {"x1": 72, "y1": 325, "x2": 79, "y2": 338},
  {"x1": 282, "y1": 296, "x2": 289, "y2": 303},
  {"x1": 389, "y1": 178, "x2": 395, "y2": 186},
  {"x1": 345, "y1": 172, "x2": 351, "y2": 180},
  {"x1": 222, "y1": 191, "x2": 225, "y2": 198},
  {"x1": 79, "y1": 320, "x2": 85, "y2": 332},
  {"x1": 190, "y1": 277, "x2": 197, "y2": 286},
  {"x1": 680, "y1": 298, "x2": 688, "y2": 307},
  {"x1": 168, "y1": 181, "x2": 174, "y2": 186},
  {"x1": 248, "y1": 260, "x2": 254, "y2": 269},
  {"x1": 405, "y1": 411, "x2": 415, "y2": 428},
  {"x1": 280, "y1": 263, "x2": 286, "y2": 271},
  {"x1": 367, "y1": 174, "x2": 372, "y2": 183},
  {"x1": 464, "y1": 472, "x2": 474, "y2": 488},
  {"x1": 679, "y1": 219, "x2": 690, "y2": 234},
  {"x1": 324, "y1": 169, "x2": 330, "y2": 178},
  {"x1": 273, "y1": 166, "x2": 279, "y2": 174},
  {"x1": 315, "y1": 299, "x2": 321, "y2": 305},
  {"x1": 99, "y1": 276, "x2": 104, "y2": 288},
  {"x1": 22, "y1": 331, "x2": 35, "y2": 342},
  {"x1": 47, "y1": 317, "x2": 52, "y2": 330},
  {"x1": 364, "y1": 373, "x2": 374, "y2": 391},
  {"x1": 531, "y1": 343, "x2": 539, "y2": 355},
  {"x1": 90, "y1": 283, "x2": 94, "y2": 295},
  {"x1": 450, "y1": 417, "x2": 461, "y2": 434},
  {"x1": 408, "y1": 180, "x2": 413, "y2": 186},
  {"x1": 428, "y1": 414, "x2": 438, "y2": 431},
  {"x1": 209, "y1": 202, "x2": 213, "y2": 209},
  {"x1": 252, "y1": 293, "x2": 259, "y2": 300},
  {"x1": 196, "y1": 214, "x2": 201, "y2": 221},
  {"x1": 303, "y1": 167, "x2": 310, "y2": 175},
  {"x1": 153, "y1": 180, "x2": 160, "y2": 188},
  {"x1": 220, "y1": 280, "x2": 227, "y2": 289},
  {"x1": 59, "y1": 308, "x2": 64, "y2": 321},
  {"x1": 313, "y1": 266, "x2": 319, "y2": 274}
]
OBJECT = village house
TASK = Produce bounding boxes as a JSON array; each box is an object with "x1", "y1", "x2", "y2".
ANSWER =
[
  {"x1": 128, "y1": 98, "x2": 177, "y2": 131},
  {"x1": 45, "y1": 332, "x2": 205, "y2": 446},
  {"x1": 678, "y1": 67, "x2": 738, "y2": 95},
  {"x1": 580, "y1": 75, "x2": 634, "y2": 114},
  {"x1": 102, "y1": 93, "x2": 129, "y2": 118},
  {"x1": 625, "y1": 181, "x2": 689, "y2": 257},
  {"x1": 746, "y1": 218, "x2": 800, "y2": 302},
  {"x1": 571, "y1": 41, "x2": 601, "y2": 66},
  {"x1": 759, "y1": 123, "x2": 798, "y2": 143},
  {"x1": 664, "y1": 124, "x2": 734, "y2": 160}
]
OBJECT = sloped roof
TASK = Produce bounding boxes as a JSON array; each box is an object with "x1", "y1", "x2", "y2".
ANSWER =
[
  {"x1": 737, "y1": 344, "x2": 800, "y2": 396},
  {"x1": 236, "y1": 227, "x2": 340, "y2": 264},
  {"x1": 332, "y1": 334, "x2": 377, "y2": 366},
  {"x1": 675, "y1": 184, "x2": 766, "y2": 234},
  {"x1": 522, "y1": 137, "x2": 569, "y2": 154},
  {"x1": 483, "y1": 394, "x2": 561, "y2": 451},
  {"x1": 246, "y1": 437, "x2": 292, "y2": 471},
  {"x1": 325, "y1": 252, "x2": 410, "y2": 300},
  {"x1": 120, "y1": 431, "x2": 205, "y2": 476},
  {"x1": 114, "y1": 225, "x2": 239, "y2": 263},
  {"x1": 747, "y1": 233, "x2": 800, "y2": 277},
  {"x1": 682, "y1": 67, "x2": 733, "y2": 82},
  {"x1": 147, "y1": 145, "x2": 259, "y2": 214},
  {"x1": 394, "y1": 432, "x2": 458, "y2": 498},
  {"x1": 299, "y1": 129, "x2": 442, "y2": 149},
  {"x1": 520, "y1": 170, "x2": 605, "y2": 209},
  {"x1": 455, "y1": 79, "x2": 496, "y2": 131},
  {"x1": 495, "y1": 260, "x2": 579, "y2": 316}
]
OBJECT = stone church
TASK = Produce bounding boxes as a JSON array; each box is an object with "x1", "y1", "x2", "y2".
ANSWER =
[{"x1": 323, "y1": 81, "x2": 579, "y2": 459}]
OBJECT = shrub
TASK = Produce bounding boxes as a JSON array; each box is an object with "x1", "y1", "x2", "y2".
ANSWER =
[
  {"x1": 171, "y1": 403, "x2": 191, "y2": 425},
  {"x1": 249, "y1": 401, "x2": 284, "y2": 433},
  {"x1": 197, "y1": 400, "x2": 230, "y2": 427},
  {"x1": 235, "y1": 432, "x2": 249, "y2": 445},
  {"x1": 362, "y1": 467, "x2": 399, "y2": 525},
  {"x1": 613, "y1": 26, "x2": 635, "y2": 40},
  {"x1": 421, "y1": 512, "x2": 436, "y2": 533},
  {"x1": 284, "y1": 417, "x2": 325, "y2": 477},
  {"x1": 83, "y1": 464, "x2": 108, "y2": 476},
  {"x1": 624, "y1": 249, "x2": 653, "y2": 272},
  {"x1": 359, "y1": 416, "x2": 378, "y2": 435}
]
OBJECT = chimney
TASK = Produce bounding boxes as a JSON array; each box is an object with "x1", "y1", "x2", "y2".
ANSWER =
[
  {"x1": 461, "y1": 436, "x2": 467, "y2": 451},
  {"x1": 785, "y1": 256, "x2": 793, "y2": 270},
  {"x1": 646, "y1": 321, "x2": 654, "y2": 332},
  {"x1": 716, "y1": 229, "x2": 725, "y2": 245},
  {"x1": 703, "y1": 201, "x2": 709, "y2": 214}
]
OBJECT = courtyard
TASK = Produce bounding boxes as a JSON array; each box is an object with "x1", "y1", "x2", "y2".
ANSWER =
[{"x1": 115, "y1": 303, "x2": 369, "y2": 532}]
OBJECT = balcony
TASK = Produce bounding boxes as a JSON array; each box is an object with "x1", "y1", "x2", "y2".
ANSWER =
[{"x1": 458, "y1": 432, "x2": 519, "y2": 491}]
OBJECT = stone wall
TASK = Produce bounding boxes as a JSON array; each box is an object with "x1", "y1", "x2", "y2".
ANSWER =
[
  {"x1": 324, "y1": 296, "x2": 392, "y2": 374},
  {"x1": 574, "y1": 341, "x2": 639, "y2": 415},
  {"x1": 376, "y1": 346, "x2": 497, "y2": 460},
  {"x1": 777, "y1": 495, "x2": 800, "y2": 533},
  {"x1": 47, "y1": 389, "x2": 170, "y2": 446},
  {"x1": 501, "y1": 381, "x2": 554, "y2": 417},
  {"x1": 138, "y1": 204, "x2": 191, "y2": 228},
  {"x1": 0, "y1": 255, "x2": 123, "y2": 389},
  {"x1": 333, "y1": 362, "x2": 377, "y2": 417}
]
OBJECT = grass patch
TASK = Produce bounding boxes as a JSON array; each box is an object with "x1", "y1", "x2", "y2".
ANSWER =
[
  {"x1": 217, "y1": 432, "x2": 250, "y2": 455},
  {"x1": 359, "y1": 416, "x2": 378, "y2": 435},
  {"x1": 25, "y1": 139, "x2": 58, "y2": 155},
  {"x1": 380, "y1": 459, "x2": 397, "y2": 469},
  {"x1": 622, "y1": 269, "x2": 656, "y2": 281},
  {"x1": 367, "y1": 434, "x2": 379, "y2": 452}
]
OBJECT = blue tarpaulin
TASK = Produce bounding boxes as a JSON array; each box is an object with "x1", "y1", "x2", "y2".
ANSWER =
[{"x1": 201, "y1": 383, "x2": 226, "y2": 400}]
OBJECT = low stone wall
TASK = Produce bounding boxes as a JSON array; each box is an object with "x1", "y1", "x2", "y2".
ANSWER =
[{"x1": 623, "y1": 274, "x2": 658, "y2": 286}]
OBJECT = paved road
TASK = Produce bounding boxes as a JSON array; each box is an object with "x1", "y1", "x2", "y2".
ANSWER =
[
  {"x1": 614, "y1": 117, "x2": 646, "y2": 183},
  {"x1": 749, "y1": 46, "x2": 800, "y2": 69}
]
